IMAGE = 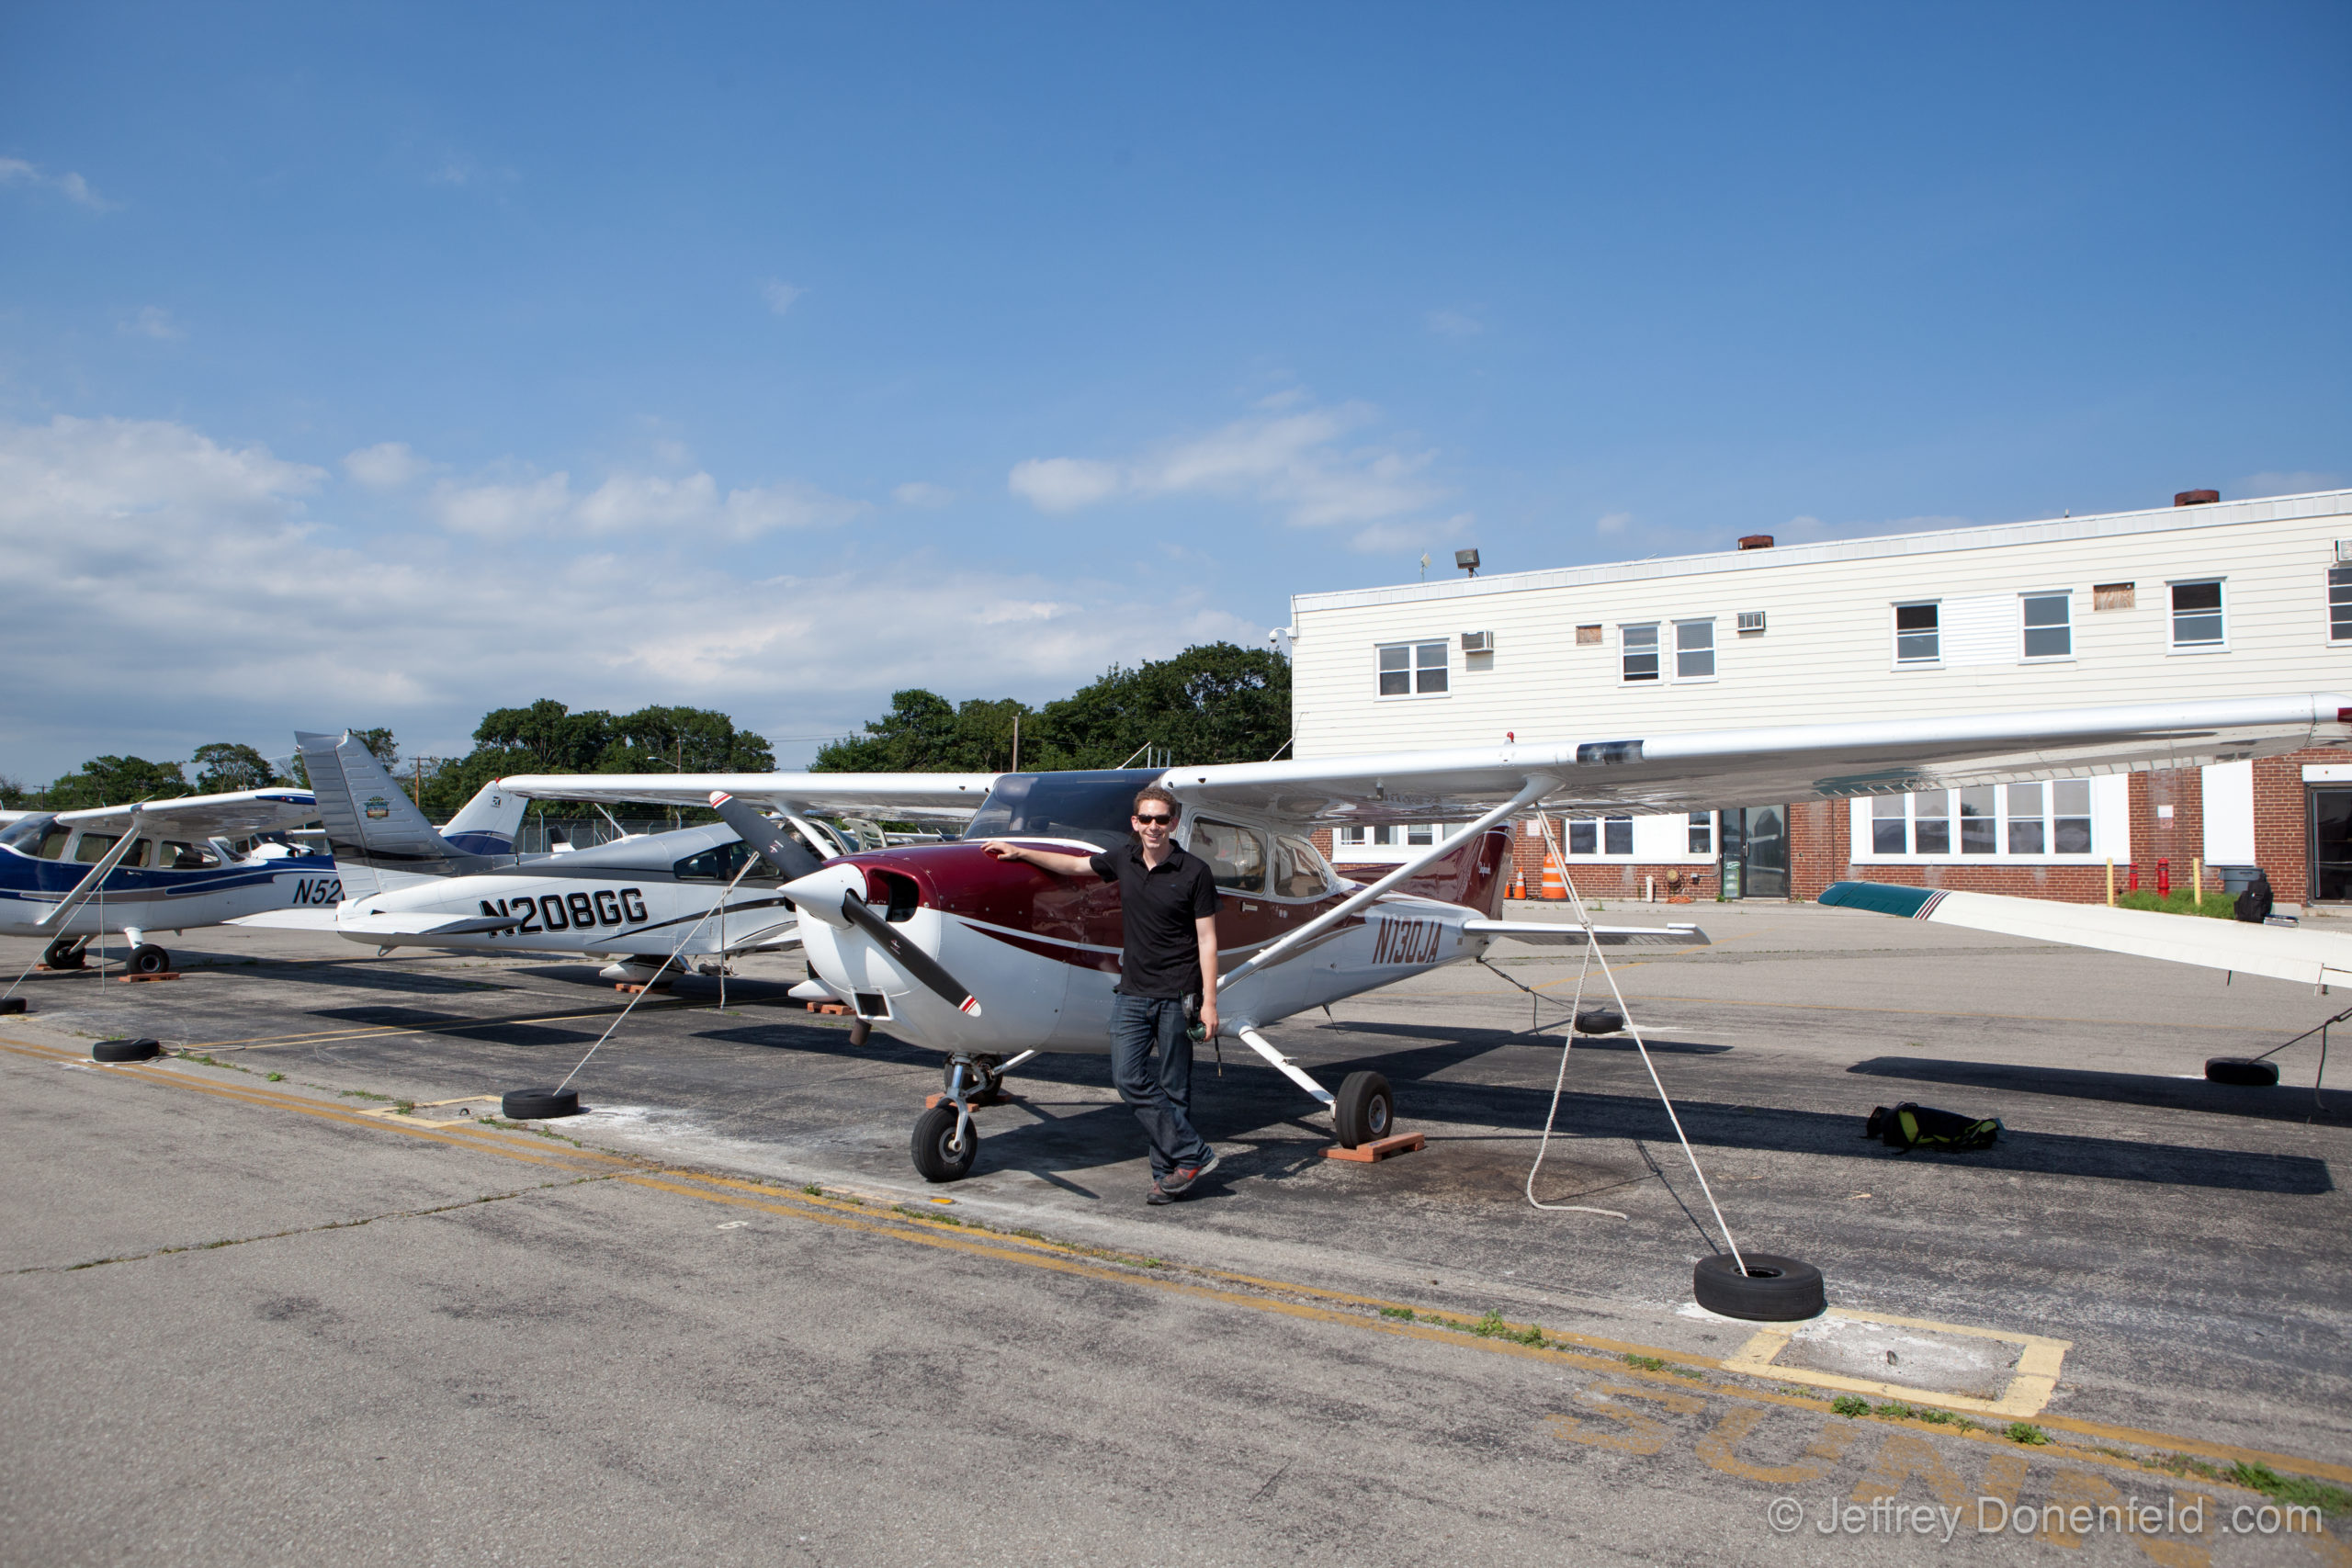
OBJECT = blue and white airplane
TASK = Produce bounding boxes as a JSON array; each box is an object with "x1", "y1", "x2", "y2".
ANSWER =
[{"x1": 0, "y1": 788, "x2": 331, "y2": 974}]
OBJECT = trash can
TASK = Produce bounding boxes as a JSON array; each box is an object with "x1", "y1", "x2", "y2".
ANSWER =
[{"x1": 2212, "y1": 865, "x2": 2266, "y2": 896}]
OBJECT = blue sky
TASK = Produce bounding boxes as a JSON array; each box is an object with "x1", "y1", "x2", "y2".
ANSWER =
[{"x1": 3, "y1": 3, "x2": 2346, "y2": 782}]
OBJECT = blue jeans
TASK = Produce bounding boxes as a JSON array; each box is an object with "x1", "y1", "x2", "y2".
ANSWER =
[{"x1": 1110, "y1": 993, "x2": 1213, "y2": 1179}]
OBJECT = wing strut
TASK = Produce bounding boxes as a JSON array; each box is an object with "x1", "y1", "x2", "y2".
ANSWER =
[
  {"x1": 33, "y1": 811, "x2": 146, "y2": 931},
  {"x1": 1216, "y1": 776, "x2": 1555, "y2": 995}
]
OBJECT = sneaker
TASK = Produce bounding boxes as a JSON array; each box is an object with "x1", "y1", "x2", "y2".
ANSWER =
[
  {"x1": 1146, "y1": 1181, "x2": 1174, "y2": 1206},
  {"x1": 1159, "y1": 1151, "x2": 1220, "y2": 1196}
]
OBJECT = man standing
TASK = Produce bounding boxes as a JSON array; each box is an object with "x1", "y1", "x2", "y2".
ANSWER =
[{"x1": 985, "y1": 784, "x2": 1222, "y2": 1203}]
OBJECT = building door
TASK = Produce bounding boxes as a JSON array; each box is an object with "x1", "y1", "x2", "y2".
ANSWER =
[
  {"x1": 1721, "y1": 806, "x2": 1789, "y2": 898},
  {"x1": 2313, "y1": 788, "x2": 2352, "y2": 903}
]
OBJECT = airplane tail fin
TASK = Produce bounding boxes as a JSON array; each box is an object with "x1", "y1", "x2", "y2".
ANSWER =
[
  {"x1": 296, "y1": 731, "x2": 483, "y2": 899},
  {"x1": 439, "y1": 780, "x2": 527, "y2": 856},
  {"x1": 1387, "y1": 825, "x2": 1514, "y2": 917}
]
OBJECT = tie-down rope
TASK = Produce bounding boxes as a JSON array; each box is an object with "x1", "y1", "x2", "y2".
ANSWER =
[
  {"x1": 1521, "y1": 812, "x2": 1749, "y2": 1278},
  {"x1": 550, "y1": 855, "x2": 757, "y2": 1096}
]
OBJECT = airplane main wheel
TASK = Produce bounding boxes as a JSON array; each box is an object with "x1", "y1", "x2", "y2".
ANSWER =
[
  {"x1": 129, "y1": 944, "x2": 172, "y2": 976},
  {"x1": 911, "y1": 1102, "x2": 978, "y2": 1182},
  {"x1": 1332, "y1": 1070, "x2": 1395, "y2": 1149},
  {"x1": 42, "y1": 939, "x2": 85, "y2": 970}
]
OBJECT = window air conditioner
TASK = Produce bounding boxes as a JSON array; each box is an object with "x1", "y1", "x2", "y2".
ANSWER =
[
  {"x1": 1462, "y1": 631, "x2": 1495, "y2": 654},
  {"x1": 1736, "y1": 611, "x2": 1767, "y2": 635}
]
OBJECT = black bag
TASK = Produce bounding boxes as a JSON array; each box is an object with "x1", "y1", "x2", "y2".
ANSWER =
[
  {"x1": 2233, "y1": 872, "x2": 2274, "y2": 924},
  {"x1": 1863, "y1": 1101, "x2": 2002, "y2": 1152}
]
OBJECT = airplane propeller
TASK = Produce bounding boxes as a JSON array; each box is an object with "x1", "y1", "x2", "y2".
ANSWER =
[
  {"x1": 718, "y1": 792, "x2": 983, "y2": 1019},
  {"x1": 706, "y1": 791, "x2": 825, "y2": 882}
]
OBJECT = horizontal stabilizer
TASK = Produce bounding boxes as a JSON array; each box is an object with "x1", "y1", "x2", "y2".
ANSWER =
[
  {"x1": 1464, "y1": 919, "x2": 1709, "y2": 947},
  {"x1": 1817, "y1": 881, "x2": 2352, "y2": 990},
  {"x1": 230, "y1": 909, "x2": 340, "y2": 931}
]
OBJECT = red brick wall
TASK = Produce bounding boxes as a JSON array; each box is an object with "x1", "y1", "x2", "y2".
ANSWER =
[{"x1": 2252, "y1": 748, "x2": 2333, "y2": 905}]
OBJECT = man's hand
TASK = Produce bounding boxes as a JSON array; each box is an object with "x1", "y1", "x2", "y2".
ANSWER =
[
  {"x1": 1197, "y1": 995, "x2": 1219, "y2": 1040},
  {"x1": 1194, "y1": 912, "x2": 1220, "y2": 1039}
]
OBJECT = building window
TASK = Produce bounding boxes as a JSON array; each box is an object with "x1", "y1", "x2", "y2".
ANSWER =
[
  {"x1": 2021, "y1": 593, "x2": 2071, "y2": 660},
  {"x1": 2331, "y1": 566, "x2": 2352, "y2": 642},
  {"x1": 1566, "y1": 816, "x2": 1634, "y2": 855},
  {"x1": 2170, "y1": 581, "x2": 2224, "y2": 649},
  {"x1": 1894, "y1": 602, "x2": 1939, "y2": 663},
  {"x1": 1865, "y1": 780, "x2": 2093, "y2": 857},
  {"x1": 1377, "y1": 640, "x2": 1449, "y2": 695},
  {"x1": 1675, "y1": 619, "x2": 1716, "y2": 680},
  {"x1": 1576, "y1": 624, "x2": 1602, "y2": 645},
  {"x1": 1622, "y1": 625, "x2": 1659, "y2": 682},
  {"x1": 1338, "y1": 823, "x2": 1462, "y2": 852},
  {"x1": 1687, "y1": 812, "x2": 1713, "y2": 854}
]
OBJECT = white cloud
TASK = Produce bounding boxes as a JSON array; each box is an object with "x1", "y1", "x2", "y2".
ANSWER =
[
  {"x1": 343, "y1": 441, "x2": 430, "y2": 490},
  {"x1": 119, "y1": 305, "x2": 182, "y2": 341},
  {"x1": 0, "y1": 158, "x2": 115, "y2": 210},
  {"x1": 1008, "y1": 457, "x2": 1122, "y2": 513},
  {"x1": 1426, "y1": 309, "x2": 1483, "y2": 339},
  {"x1": 429, "y1": 467, "x2": 864, "y2": 541},
  {"x1": 892, "y1": 481, "x2": 955, "y2": 508},
  {"x1": 1349, "y1": 512, "x2": 1471, "y2": 554},
  {"x1": 0, "y1": 414, "x2": 1267, "y2": 780},
  {"x1": 1596, "y1": 511, "x2": 1633, "y2": 536},
  {"x1": 1008, "y1": 399, "x2": 1447, "y2": 531},
  {"x1": 762, "y1": 279, "x2": 804, "y2": 316}
]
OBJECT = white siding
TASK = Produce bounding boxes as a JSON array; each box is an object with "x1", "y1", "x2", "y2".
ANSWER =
[{"x1": 1290, "y1": 491, "x2": 2352, "y2": 761}]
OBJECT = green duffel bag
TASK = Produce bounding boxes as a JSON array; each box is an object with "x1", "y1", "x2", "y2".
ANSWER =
[{"x1": 1862, "y1": 1101, "x2": 2002, "y2": 1152}]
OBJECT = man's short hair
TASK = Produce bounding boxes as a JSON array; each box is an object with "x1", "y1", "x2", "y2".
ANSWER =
[{"x1": 1133, "y1": 784, "x2": 1180, "y2": 818}]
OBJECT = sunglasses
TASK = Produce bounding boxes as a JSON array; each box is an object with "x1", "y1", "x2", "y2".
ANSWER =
[{"x1": 1132, "y1": 813, "x2": 1176, "y2": 826}]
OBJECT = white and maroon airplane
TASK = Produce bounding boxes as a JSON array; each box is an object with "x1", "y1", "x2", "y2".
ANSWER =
[{"x1": 499, "y1": 692, "x2": 2352, "y2": 1184}]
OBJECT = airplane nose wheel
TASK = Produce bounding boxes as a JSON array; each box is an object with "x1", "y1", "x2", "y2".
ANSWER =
[
  {"x1": 911, "y1": 1101, "x2": 978, "y2": 1182},
  {"x1": 129, "y1": 943, "x2": 173, "y2": 976}
]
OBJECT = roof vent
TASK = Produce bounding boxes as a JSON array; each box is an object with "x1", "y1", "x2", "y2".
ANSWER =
[
  {"x1": 2175, "y1": 489, "x2": 2219, "y2": 507},
  {"x1": 1737, "y1": 534, "x2": 1774, "y2": 550}
]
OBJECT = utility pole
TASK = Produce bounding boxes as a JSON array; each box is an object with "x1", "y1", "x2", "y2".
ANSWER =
[
  {"x1": 1011, "y1": 715, "x2": 1020, "y2": 773},
  {"x1": 413, "y1": 757, "x2": 424, "y2": 809}
]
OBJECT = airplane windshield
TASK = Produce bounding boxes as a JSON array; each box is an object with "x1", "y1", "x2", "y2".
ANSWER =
[
  {"x1": 0, "y1": 816, "x2": 52, "y2": 854},
  {"x1": 962, "y1": 770, "x2": 1163, "y2": 854}
]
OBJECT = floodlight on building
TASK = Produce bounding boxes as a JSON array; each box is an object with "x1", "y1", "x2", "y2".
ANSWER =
[{"x1": 1454, "y1": 548, "x2": 1480, "y2": 577}]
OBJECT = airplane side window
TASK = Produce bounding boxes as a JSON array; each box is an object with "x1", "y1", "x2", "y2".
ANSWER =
[
  {"x1": 1272, "y1": 836, "x2": 1332, "y2": 899},
  {"x1": 119, "y1": 839, "x2": 153, "y2": 869},
  {"x1": 163, "y1": 840, "x2": 221, "y2": 870},
  {"x1": 39, "y1": 829, "x2": 71, "y2": 860},
  {"x1": 74, "y1": 834, "x2": 120, "y2": 863},
  {"x1": 1190, "y1": 818, "x2": 1265, "y2": 894},
  {"x1": 672, "y1": 840, "x2": 760, "y2": 882}
]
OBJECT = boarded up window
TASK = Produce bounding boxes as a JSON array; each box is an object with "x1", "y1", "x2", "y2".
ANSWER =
[
  {"x1": 2092, "y1": 582, "x2": 2134, "y2": 611},
  {"x1": 1576, "y1": 624, "x2": 1602, "y2": 645}
]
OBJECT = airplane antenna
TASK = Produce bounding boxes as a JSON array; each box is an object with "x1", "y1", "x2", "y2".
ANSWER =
[{"x1": 1524, "y1": 811, "x2": 1751, "y2": 1278}]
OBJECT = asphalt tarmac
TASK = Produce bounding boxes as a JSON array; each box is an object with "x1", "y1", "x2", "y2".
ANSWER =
[{"x1": 3, "y1": 899, "x2": 2346, "y2": 1564}]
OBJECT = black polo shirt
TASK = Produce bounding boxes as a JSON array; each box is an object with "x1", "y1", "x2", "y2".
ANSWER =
[{"x1": 1090, "y1": 840, "x2": 1221, "y2": 998}]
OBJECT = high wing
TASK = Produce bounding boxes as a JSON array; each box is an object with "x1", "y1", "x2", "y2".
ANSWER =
[
  {"x1": 1464, "y1": 919, "x2": 1710, "y2": 948},
  {"x1": 492, "y1": 773, "x2": 999, "y2": 823},
  {"x1": 43, "y1": 788, "x2": 319, "y2": 840},
  {"x1": 1159, "y1": 694, "x2": 2350, "y2": 824},
  {"x1": 1819, "y1": 881, "x2": 2352, "y2": 990}
]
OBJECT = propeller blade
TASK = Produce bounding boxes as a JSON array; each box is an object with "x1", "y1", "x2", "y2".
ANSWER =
[
  {"x1": 707, "y1": 791, "x2": 824, "y2": 881},
  {"x1": 837, "y1": 891, "x2": 982, "y2": 1018}
]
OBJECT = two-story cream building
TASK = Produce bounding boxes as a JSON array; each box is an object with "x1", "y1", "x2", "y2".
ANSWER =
[{"x1": 1284, "y1": 487, "x2": 2352, "y2": 906}]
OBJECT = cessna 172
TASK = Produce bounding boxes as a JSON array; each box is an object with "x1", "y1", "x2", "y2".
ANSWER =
[
  {"x1": 276, "y1": 730, "x2": 990, "y2": 981},
  {"x1": 0, "y1": 787, "x2": 326, "y2": 974},
  {"x1": 499, "y1": 692, "x2": 2352, "y2": 1184}
]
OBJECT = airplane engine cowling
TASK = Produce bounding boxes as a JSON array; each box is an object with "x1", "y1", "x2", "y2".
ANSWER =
[{"x1": 780, "y1": 863, "x2": 866, "y2": 927}]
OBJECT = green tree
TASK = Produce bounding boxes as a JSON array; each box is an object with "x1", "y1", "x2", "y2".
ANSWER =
[
  {"x1": 813, "y1": 691, "x2": 1034, "y2": 773},
  {"x1": 348, "y1": 728, "x2": 400, "y2": 771},
  {"x1": 190, "y1": 742, "x2": 280, "y2": 793},
  {"x1": 603, "y1": 705, "x2": 775, "y2": 774},
  {"x1": 43, "y1": 755, "x2": 190, "y2": 809},
  {"x1": 1030, "y1": 642, "x2": 1290, "y2": 769},
  {"x1": 473, "y1": 700, "x2": 612, "y2": 773},
  {"x1": 0, "y1": 774, "x2": 31, "y2": 809}
]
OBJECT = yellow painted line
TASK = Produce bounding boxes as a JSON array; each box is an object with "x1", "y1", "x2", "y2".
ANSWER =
[
  {"x1": 11, "y1": 1029, "x2": 2350, "y2": 1490},
  {"x1": 1720, "y1": 1309, "x2": 2070, "y2": 1418}
]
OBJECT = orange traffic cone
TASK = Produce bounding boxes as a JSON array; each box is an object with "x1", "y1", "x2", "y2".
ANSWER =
[
  {"x1": 1509, "y1": 865, "x2": 1527, "y2": 900},
  {"x1": 1540, "y1": 853, "x2": 1566, "y2": 901}
]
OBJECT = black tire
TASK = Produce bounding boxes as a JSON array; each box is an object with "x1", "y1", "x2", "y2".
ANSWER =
[
  {"x1": 93, "y1": 1037, "x2": 162, "y2": 1063},
  {"x1": 0, "y1": 997, "x2": 25, "y2": 1015},
  {"x1": 1693, "y1": 1252, "x2": 1826, "y2": 1321},
  {"x1": 910, "y1": 1101, "x2": 977, "y2": 1182},
  {"x1": 129, "y1": 944, "x2": 172, "y2": 976},
  {"x1": 501, "y1": 1087, "x2": 582, "y2": 1119},
  {"x1": 1332, "y1": 1070, "x2": 1395, "y2": 1149},
  {"x1": 2205, "y1": 1056, "x2": 2279, "y2": 1087},
  {"x1": 42, "y1": 940, "x2": 84, "y2": 971},
  {"x1": 1574, "y1": 1007, "x2": 1624, "y2": 1035}
]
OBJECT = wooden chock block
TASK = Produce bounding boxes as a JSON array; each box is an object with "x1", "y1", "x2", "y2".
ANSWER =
[
  {"x1": 115, "y1": 973, "x2": 181, "y2": 984},
  {"x1": 923, "y1": 1090, "x2": 1012, "y2": 1110},
  {"x1": 1321, "y1": 1131, "x2": 1426, "y2": 1164}
]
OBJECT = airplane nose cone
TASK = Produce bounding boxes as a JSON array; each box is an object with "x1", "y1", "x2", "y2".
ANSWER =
[{"x1": 782, "y1": 863, "x2": 865, "y2": 926}]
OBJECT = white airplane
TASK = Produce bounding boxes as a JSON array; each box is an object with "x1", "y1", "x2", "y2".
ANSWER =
[
  {"x1": 273, "y1": 730, "x2": 989, "y2": 983},
  {"x1": 0, "y1": 788, "x2": 327, "y2": 976},
  {"x1": 498, "y1": 692, "x2": 2352, "y2": 1186}
]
